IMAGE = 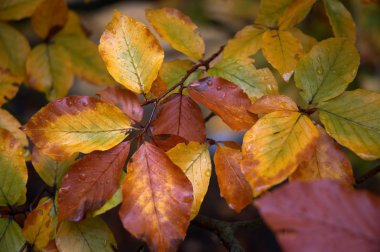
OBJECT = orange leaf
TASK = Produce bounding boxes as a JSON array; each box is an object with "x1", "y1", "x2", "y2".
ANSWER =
[
  {"x1": 189, "y1": 77, "x2": 257, "y2": 131},
  {"x1": 119, "y1": 142, "x2": 193, "y2": 252},
  {"x1": 214, "y1": 146, "x2": 252, "y2": 212},
  {"x1": 58, "y1": 142, "x2": 130, "y2": 222},
  {"x1": 151, "y1": 94, "x2": 206, "y2": 143},
  {"x1": 255, "y1": 180, "x2": 380, "y2": 251},
  {"x1": 249, "y1": 95, "x2": 298, "y2": 114}
]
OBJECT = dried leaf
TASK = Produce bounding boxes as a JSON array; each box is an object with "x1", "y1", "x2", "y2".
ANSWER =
[
  {"x1": 249, "y1": 95, "x2": 298, "y2": 114},
  {"x1": 0, "y1": 218, "x2": 25, "y2": 251},
  {"x1": 152, "y1": 134, "x2": 188, "y2": 152}
]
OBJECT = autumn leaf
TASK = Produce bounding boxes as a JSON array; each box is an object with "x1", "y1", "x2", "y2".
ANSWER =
[
  {"x1": 262, "y1": 30, "x2": 303, "y2": 81},
  {"x1": 58, "y1": 142, "x2": 130, "y2": 222},
  {"x1": 323, "y1": 0, "x2": 356, "y2": 42},
  {"x1": 23, "y1": 96, "x2": 132, "y2": 160},
  {"x1": 255, "y1": 0, "x2": 294, "y2": 27},
  {"x1": 0, "y1": 218, "x2": 25, "y2": 251},
  {"x1": 56, "y1": 217, "x2": 116, "y2": 252},
  {"x1": 23, "y1": 199, "x2": 54, "y2": 249},
  {"x1": 153, "y1": 134, "x2": 188, "y2": 152},
  {"x1": 0, "y1": 74, "x2": 20, "y2": 106},
  {"x1": 290, "y1": 28, "x2": 317, "y2": 52},
  {"x1": 119, "y1": 142, "x2": 193, "y2": 252},
  {"x1": 151, "y1": 94, "x2": 206, "y2": 143},
  {"x1": 290, "y1": 126, "x2": 354, "y2": 185},
  {"x1": 0, "y1": 0, "x2": 44, "y2": 21},
  {"x1": 318, "y1": 89, "x2": 380, "y2": 160},
  {"x1": 99, "y1": 10, "x2": 164, "y2": 94},
  {"x1": 223, "y1": 25, "x2": 264, "y2": 59},
  {"x1": 31, "y1": 0, "x2": 68, "y2": 38},
  {"x1": 97, "y1": 86, "x2": 143, "y2": 123},
  {"x1": 255, "y1": 180, "x2": 380, "y2": 251},
  {"x1": 295, "y1": 38, "x2": 359, "y2": 104},
  {"x1": 241, "y1": 111, "x2": 319, "y2": 196},
  {"x1": 278, "y1": 0, "x2": 316, "y2": 29},
  {"x1": 214, "y1": 145, "x2": 252, "y2": 212},
  {"x1": 0, "y1": 128, "x2": 28, "y2": 206},
  {"x1": 146, "y1": 8, "x2": 205, "y2": 60},
  {"x1": 189, "y1": 77, "x2": 258, "y2": 131},
  {"x1": 248, "y1": 95, "x2": 298, "y2": 114},
  {"x1": 208, "y1": 57, "x2": 278, "y2": 101},
  {"x1": 26, "y1": 43, "x2": 74, "y2": 100},
  {"x1": 56, "y1": 11, "x2": 86, "y2": 37},
  {"x1": 166, "y1": 142, "x2": 211, "y2": 219}
]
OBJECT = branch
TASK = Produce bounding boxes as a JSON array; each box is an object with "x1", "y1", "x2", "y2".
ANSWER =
[
  {"x1": 356, "y1": 164, "x2": 380, "y2": 184},
  {"x1": 192, "y1": 215, "x2": 264, "y2": 252}
]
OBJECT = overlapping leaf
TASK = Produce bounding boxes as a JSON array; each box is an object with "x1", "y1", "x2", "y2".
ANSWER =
[
  {"x1": 0, "y1": 74, "x2": 20, "y2": 106},
  {"x1": 189, "y1": 77, "x2": 257, "y2": 131},
  {"x1": 249, "y1": 95, "x2": 298, "y2": 114},
  {"x1": 56, "y1": 11, "x2": 86, "y2": 37},
  {"x1": 166, "y1": 142, "x2": 211, "y2": 219},
  {"x1": 255, "y1": 0, "x2": 293, "y2": 27},
  {"x1": 278, "y1": 0, "x2": 316, "y2": 29},
  {"x1": 0, "y1": 0, "x2": 44, "y2": 20},
  {"x1": 290, "y1": 28, "x2": 317, "y2": 52},
  {"x1": 152, "y1": 134, "x2": 188, "y2": 152},
  {"x1": 99, "y1": 10, "x2": 164, "y2": 94},
  {"x1": 23, "y1": 96, "x2": 132, "y2": 160},
  {"x1": 0, "y1": 218, "x2": 25, "y2": 251},
  {"x1": 146, "y1": 8, "x2": 205, "y2": 60},
  {"x1": 119, "y1": 142, "x2": 193, "y2": 252}
]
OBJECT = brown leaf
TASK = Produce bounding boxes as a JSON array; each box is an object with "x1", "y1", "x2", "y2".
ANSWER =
[
  {"x1": 58, "y1": 142, "x2": 130, "y2": 222},
  {"x1": 152, "y1": 134, "x2": 188, "y2": 152},
  {"x1": 249, "y1": 95, "x2": 298, "y2": 114},
  {"x1": 97, "y1": 86, "x2": 143, "y2": 123},
  {"x1": 255, "y1": 180, "x2": 380, "y2": 252},
  {"x1": 189, "y1": 77, "x2": 257, "y2": 131},
  {"x1": 214, "y1": 146, "x2": 252, "y2": 212},
  {"x1": 290, "y1": 126, "x2": 354, "y2": 185},
  {"x1": 151, "y1": 94, "x2": 206, "y2": 143},
  {"x1": 119, "y1": 142, "x2": 193, "y2": 252}
]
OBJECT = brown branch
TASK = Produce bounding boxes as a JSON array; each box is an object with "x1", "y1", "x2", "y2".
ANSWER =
[{"x1": 356, "y1": 164, "x2": 380, "y2": 184}]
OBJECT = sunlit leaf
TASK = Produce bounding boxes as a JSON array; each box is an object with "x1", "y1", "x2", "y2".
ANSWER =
[
  {"x1": 99, "y1": 10, "x2": 164, "y2": 94},
  {"x1": 290, "y1": 126, "x2": 354, "y2": 185},
  {"x1": 0, "y1": 0, "x2": 44, "y2": 21},
  {"x1": 166, "y1": 142, "x2": 211, "y2": 219},
  {"x1": 119, "y1": 142, "x2": 193, "y2": 252},
  {"x1": 0, "y1": 128, "x2": 27, "y2": 206},
  {"x1": 278, "y1": 0, "x2": 316, "y2": 29},
  {"x1": 255, "y1": 180, "x2": 380, "y2": 251},
  {"x1": 295, "y1": 38, "x2": 359, "y2": 104},
  {"x1": 318, "y1": 89, "x2": 380, "y2": 160},
  {"x1": 249, "y1": 95, "x2": 298, "y2": 114},
  {"x1": 26, "y1": 43, "x2": 74, "y2": 101},
  {"x1": 58, "y1": 142, "x2": 130, "y2": 222},
  {"x1": 0, "y1": 218, "x2": 25, "y2": 251},
  {"x1": 56, "y1": 217, "x2": 116, "y2": 252},
  {"x1": 208, "y1": 57, "x2": 278, "y2": 101},
  {"x1": 290, "y1": 28, "x2": 317, "y2": 53},
  {"x1": 31, "y1": 0, "x2": 68, "y2": 38},
  {"x1": 151, "y1": 94, "x2": 206, "y2": 143},
  {"x1": 23, "y1": 96, "x2": 132, "y2": 160},
  {"x1": 262, "y1": 30, "x2": 303, "y2": 81},
  {"x1": 214, "y1": 145, "x2": 252, "y2": 212},
  {"x1": 189, "y1": 77, "x2": 258, "y2": 131},
  {"x1": 241, "y1": 111, "x2": 318, "y2": 196},
  {"x1": 146, "y1": 8, "x2": 205, "y2": 60}
]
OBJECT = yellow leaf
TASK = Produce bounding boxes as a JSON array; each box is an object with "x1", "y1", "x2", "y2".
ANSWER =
[
  {"x1": 256, "y1": 0, "x2": 293, "y2": 27},
  {"x1": 146, "y1": 8, "x2": 205, "y2": 60},
  {"x1": 26, "y1": 43, "x2": 74, "y2": 100},
  {"x1": 242, "y1": 111, "x2": 319, "y2": 196},
  {"x1": 23, "y1": 96, "x2": 132, "y2": 160},
  {"x1": 290, "y1": 27, "x2": 317, "y2": 53},
  {"x1": 99, "y1": 10, "x2": 164, "y2": 94},
  {"x1": 0, "y1": 73, "x2": 20, "y2": 106},
  {"x1": 0, "y1": 0, "x2": 44, "y2": 21},
  {"x1": 166, "y1": 142, "x2": 211, "y2": 219},
  {"x1": 262, "y1": 30, "x2": 303, "y2": 81},
  {"x1": 249, "y1": 95, "x2": 298, "y2": 114},
  {"x1": 278, "y1": 0, "x2": 316, "y2": 29},
  {"x1": 56, "y1": 11, "x2": 86, "y2": 37}
]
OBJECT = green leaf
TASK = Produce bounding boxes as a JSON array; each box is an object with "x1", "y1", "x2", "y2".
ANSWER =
[
  {"x1": 295, "y1": 38, "x2": 359, "y2": 104},
  {"x1": 0, "y1": 218, "x2": 25, "y2": 251},
  {"x1": 318, "y1": 89, "x2": 380, "y2": 160},
  {"x1": 208, "y1": 57, "x2": 278, "y2": 101},
  {"x1": 56, "y1": 217, "x2": 116, "y2": 252},
  {"x1": 0, "y1": 0, "x2": 44, "y2": 21}
]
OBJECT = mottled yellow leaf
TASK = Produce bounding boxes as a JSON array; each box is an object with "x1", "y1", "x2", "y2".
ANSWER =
[
  {"x1": 99, "y1": 10, "x2": 164, "y2": 94},
  {"x1": 146, "y1": 8, "x2": 205, "y2": 60},
  {"x1": 0, "y1": 0, "x2": 44, "y2": 21},
  {"x1": 278, "y1": 0, "x2": 316, "y2": 29},
  {"x1": 242, "y1": 111, "x2": 319, "y2": 196},
  {"x1": 166, "y1": 142, "x2": 211, "y2": 219},
  {"x1": 249, "y1": 95, "x2": 298, "y2": 114}
]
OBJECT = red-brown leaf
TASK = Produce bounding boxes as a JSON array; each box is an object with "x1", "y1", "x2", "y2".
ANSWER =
[
  {"x1": 249, "y1": 95, "x2": 298, "y2": 114},
  {"x1": 151, "y1": 94, "x2": 206, "y2": 142},
  {"x1": 58, "y1": 141, "x2": 130, "y2": 222},
  {"x1": 189, "y1": 77, "x2": 257, "y2": 131},
  {"x1": 152, "y1": 134, "x2": 188, "y2": 152},
  {"x1": 255, "y1": 180, "x2": 380, "y2": 252},
  {"x1": 97, "y1": 86, "x2": 143, "y2": 122},
  {"x1": 119, "y1": 142, "x2": 193, "y2": 252}
]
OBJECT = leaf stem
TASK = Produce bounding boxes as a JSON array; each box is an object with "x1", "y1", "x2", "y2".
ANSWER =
[{"x1": 355, "y1": 164, "x2": 380, "y2": 184}]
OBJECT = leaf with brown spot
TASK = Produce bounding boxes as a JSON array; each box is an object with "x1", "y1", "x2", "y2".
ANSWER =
[
  {"x1": 189, "y1": 77, "x2": 257, "y2": 131},
  {"x1": 58, "y1": 142, "x2": 130, "y2": 222},
  {"x1": 23, "y1": 96, "x2": 132, "y2": 160},
  {"x1": 151, "y1": 94, "x2": 206, "y2": 143},
  {"x1": 97, "y1": 86, "x2": 143, "y2": 123},
  {"x1": 214, "y1": 145, "x2": 252, "y2": 212},
  {"x1": 119, "y1": 142, "x2": 193, "y2": 252},
  {"x1": 255, "y1": 180, "x2": 380, "y2": 251},
  {"x1": 249, "y1": 95, "x2": 298, "y2": 114},
  {"x1": 290, "y1": 126, "x2": 354, "y2": 185}
]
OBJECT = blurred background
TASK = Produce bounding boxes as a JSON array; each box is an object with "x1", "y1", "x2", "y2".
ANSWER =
[{"x1": 3, "y1": 0, "x2": 380, "y2": 251}]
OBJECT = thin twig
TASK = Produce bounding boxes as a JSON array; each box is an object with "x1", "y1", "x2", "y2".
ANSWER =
[{"x1": 356, "y1": 164, "x2": 380, "y2": 184}]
